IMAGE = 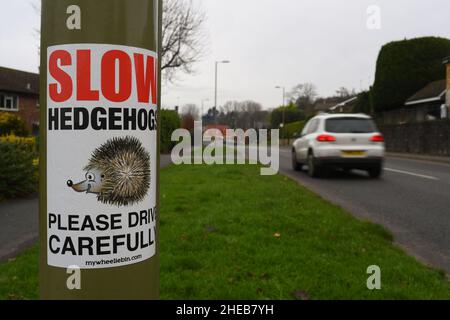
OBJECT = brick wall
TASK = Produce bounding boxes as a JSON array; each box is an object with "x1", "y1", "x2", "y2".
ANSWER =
[{"x1": 379, "y1": 120, "x2": 450, "y2": 156}]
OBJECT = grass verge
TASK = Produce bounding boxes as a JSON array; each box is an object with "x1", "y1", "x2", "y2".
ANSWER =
[{"x1": 1, "y1": 164, "x2": 449, "y2": 299}]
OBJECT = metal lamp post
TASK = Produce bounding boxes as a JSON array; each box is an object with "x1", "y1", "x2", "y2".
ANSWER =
[
  {"x1": 40, "y1": 0, "x2": 161, "y2": 300},
  {"x1": 275, "y1": 85, "x2": 286, "y2": 128},
  {"x1": 214, "y1": 60, "x2": 230, "y2": 110}
]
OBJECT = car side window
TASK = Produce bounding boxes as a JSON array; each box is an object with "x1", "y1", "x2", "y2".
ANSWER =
[
  {"x1": 301, "y1": 122, "x2": 310, "y2": 137},
  {"x1": 308, "y1": 119, "x2": 319, "y2": 134}
]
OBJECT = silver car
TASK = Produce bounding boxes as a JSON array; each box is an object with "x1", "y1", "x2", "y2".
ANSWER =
[{"x1": 292, "y1": 114, "x2": 385, "y2": 178}]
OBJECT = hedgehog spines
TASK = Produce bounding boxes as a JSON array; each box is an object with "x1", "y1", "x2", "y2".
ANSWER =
[{"x1": 85, "y1": 136, "x2": 151, "y2": 207}]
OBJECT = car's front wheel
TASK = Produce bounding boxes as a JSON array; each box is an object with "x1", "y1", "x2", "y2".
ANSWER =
[{"x1": 307, "y1": 152, "x2": 322, "y2": 178}]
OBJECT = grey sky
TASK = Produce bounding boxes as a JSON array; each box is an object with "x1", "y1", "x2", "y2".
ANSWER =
[{"x1": 1, "y1": 0, "x2": 449, "y2": 110}]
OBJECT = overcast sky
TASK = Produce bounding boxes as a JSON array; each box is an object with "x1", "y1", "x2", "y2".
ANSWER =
[{"x1": 1, "y1": 0, "x2": 449, "y2": 111}]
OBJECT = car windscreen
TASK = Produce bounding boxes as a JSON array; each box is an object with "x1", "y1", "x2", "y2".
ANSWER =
[{"x1": 325, "y1": 117, "x2": 377, "y2": 133}]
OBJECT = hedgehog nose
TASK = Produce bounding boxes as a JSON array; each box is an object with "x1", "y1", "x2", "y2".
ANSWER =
[{"x1": 67, "y1": 180, "x2": 73, "y2": 187}]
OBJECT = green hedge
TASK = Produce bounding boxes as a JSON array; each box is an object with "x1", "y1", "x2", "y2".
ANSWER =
[
  {"x1": 0, "y1": 113, "x2": 29, "y2": 137},
  {"x1": 281, "y1": 120, "x2": 306, "y2": 138},
  {"x1": 270, "y1": 103, "x2": 305, "y2": 129},
  {"x1": 354, "y1": 91, "x2": 372, "y2": 114},
  {"x1": 0, "y1": 135, "x2": 37, "y2": 154},
  {"x1": 160, "y1": 109, "x2": 181, "y2": 153},
  {"x1": 372, "y1": 37, "x2": 450, "y2": 112},
  {"x1": 0, "y1": 139, "x2": 38, "y2": 199}
]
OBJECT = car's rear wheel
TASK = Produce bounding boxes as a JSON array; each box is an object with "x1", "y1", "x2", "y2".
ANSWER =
[
  {"x1": 292, "y1": 149, "x2": 302, "y2": 171},
  {"x1": 307, "y1": 152, "x2": 322, "y2": 178},
  {"x1": 368, "y1": 164, "x2": 383, "y2": 179}
]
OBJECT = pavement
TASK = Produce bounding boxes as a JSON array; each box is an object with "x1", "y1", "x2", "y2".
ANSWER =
[
  {"x1": 0, "y1": 154, "x2": 173, "y2": 262},
  {"x1": 279, "y1": 148, "x2": 450, "y2": 274},
  {"x1": 0, "y1": 197, "x2": 39, "y2": 262}
]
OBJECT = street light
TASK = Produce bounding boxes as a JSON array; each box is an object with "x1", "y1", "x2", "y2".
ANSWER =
[
  {"x1": 215, "y1": 60, "x2": 231, "y2": 110},
  {"x1": 275, "y1": 86, "x2": 286, "y2": 127}
]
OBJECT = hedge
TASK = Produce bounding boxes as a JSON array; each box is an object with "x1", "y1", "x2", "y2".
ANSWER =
[
  {"x1": 0, "y1": 138, "x2": 38, "y2": 199},
  {"x1": 0, "y1": 113, "x2": 29, "y2": 137},
  {"x1": 372, "y1": 37, "x2": 450, "y2": 112},
  {"x1": 270, "y1": 103, "x2": 305, "y2": 129},
  {"x1": 354, "y1": 91, "x2": 372, "y2": 114},
  {"x1": 160, "y1": 109, "x2": 181, "y2": 153},
  {"x1": 0, "y1": 135, "x2": 37, "y2": 155},
  {"x1": 281, "y1": 120, "x2": 306, "y2": 138}
]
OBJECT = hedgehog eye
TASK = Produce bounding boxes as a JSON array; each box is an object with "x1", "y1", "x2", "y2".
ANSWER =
[{"x1": 86, "y1": 172, "x2": 95, "y2": 181}]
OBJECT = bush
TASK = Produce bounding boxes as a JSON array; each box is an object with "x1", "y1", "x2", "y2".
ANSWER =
[
  {"x1": 372, "y1": 37, "x2": 450, "y2": 112},
  {"x1": 160, "y1": 109, "x2": 181, "y2": 153},
  {"x1": 0, "y1": 135, "x2": 37, "y2": 155},
  {"x1": 281, "y1": 120, "x2": 306, "y2": 138},
  {"x1": 354, "y1": 91, "x2": 372, "y2": 114},
  {"x1": 0, "y1": 139, "x2": 38, "y2": 199},
  {"x1": 270, "y1": 103, "x2": 305, "y2": 129},
  {"x1": 0, "y1": 113, "x2": 29, "y2": 137}
]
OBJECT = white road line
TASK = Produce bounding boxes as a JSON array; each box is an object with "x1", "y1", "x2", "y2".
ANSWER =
[{"x1": 385, "y1": 168, "x2": 439, "y2": 181}]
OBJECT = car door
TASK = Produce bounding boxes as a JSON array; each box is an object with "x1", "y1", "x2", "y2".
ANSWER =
[{"x1": 293, "y1": 122, "x2": 308, "y2": 160}]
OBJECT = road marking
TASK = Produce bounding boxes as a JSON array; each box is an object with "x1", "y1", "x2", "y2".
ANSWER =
[{"x1": 385, "y1": 168, "x2": 439, "y2": 181}]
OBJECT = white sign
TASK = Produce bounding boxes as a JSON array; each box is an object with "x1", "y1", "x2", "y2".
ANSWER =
[{"x1": 46, "y1": 44, "x2": 158, "y2": 269}]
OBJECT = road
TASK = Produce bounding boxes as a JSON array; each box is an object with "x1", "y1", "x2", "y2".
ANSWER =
[
  {"x1": 0, "y1": 154, "x2": 173, "y2": 262},
  {"x1": 279, "y1": 148, "x2": 450, "y2": 273}
]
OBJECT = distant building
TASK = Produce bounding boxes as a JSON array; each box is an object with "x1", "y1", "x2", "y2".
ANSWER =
[
  {"x1": 0, "y1": 66, "x2": 40, "y2": 135},
  {"x1": 329, "y1": 96, "x2": 358, "y2": 113},
  {"x1": 310, "y1": 96, "x2": 357, "y2": 116}
]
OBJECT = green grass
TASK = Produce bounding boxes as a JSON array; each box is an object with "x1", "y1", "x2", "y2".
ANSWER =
[
  {"x1": 0, "y1": 246, "x2": 38, "y2": 300},
  {"x1": 1, "y1": 164, "x2": 450, "y2": 299}
]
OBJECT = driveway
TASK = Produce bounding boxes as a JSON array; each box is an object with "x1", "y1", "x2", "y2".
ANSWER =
[{"x1": 0, "y1": 154, "x2": 173, "y2": 262}]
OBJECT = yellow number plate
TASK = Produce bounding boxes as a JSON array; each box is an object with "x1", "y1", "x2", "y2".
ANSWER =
[{"x1": 341, "y1": 150, "x2": 366, "y2": 157}]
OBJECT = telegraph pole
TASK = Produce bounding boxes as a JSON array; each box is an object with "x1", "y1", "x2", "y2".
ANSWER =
[{"x1": 40, "y1": 0, "x2": 161, "y2": 299}]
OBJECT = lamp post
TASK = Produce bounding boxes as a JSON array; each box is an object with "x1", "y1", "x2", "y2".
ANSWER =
[
  {"x1": 215, "y1": 60, "x2": 230, "y2": 110},
  {"x1": 275, "y1": 85, "x2": 286, "y2": 127},
  {"x1": 40, "y1": 0, "x2": 161, "y2": 300}
]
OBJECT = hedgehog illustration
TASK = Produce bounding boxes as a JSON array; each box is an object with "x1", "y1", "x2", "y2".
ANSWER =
[{"x1": 67, "y1": 136, "x2": 151, "y2": 207}]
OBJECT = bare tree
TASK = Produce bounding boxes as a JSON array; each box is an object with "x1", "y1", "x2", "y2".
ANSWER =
[
  {"x1": 32, "y1": 0, "x2": 208, "y2": 81},
  {"x1": 336, "y1": 87, "x2": 352, "y2": 98},
  {"x1": 288, "y1": 83, "x2": 317, "y2": 108},
  {"x1": 162, "y1": 0, "x2": 208, "y2": 81},
  {"x1": 216, "y1": 100, "x2": 268, "y2": 129},
  {"x1": 182, "y1": 103, "x2": 200, "y2": 120},
  {"x1": 221, "y1": 101, "x2": 240, "y2": 114}
]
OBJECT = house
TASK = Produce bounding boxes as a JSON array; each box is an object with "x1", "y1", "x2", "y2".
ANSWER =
[
  {"x1": 310, "y1": 96, "x2": 357, "y2": 116},
  {"x1": 329, "y1": 96, "x2": 358, "y2": 113},
  {"x1": 397, "y1": 57, "x2": 450, "y2": 123},
  {"x1": 0, "y1": 66, "x2": 40, "y2": 135},
  {"x1": 404, "y1": 79, "x2": 446, "y2": 121},
  {"x1": 445, "y1": 56, "x2": 450, "y2": 113}
]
